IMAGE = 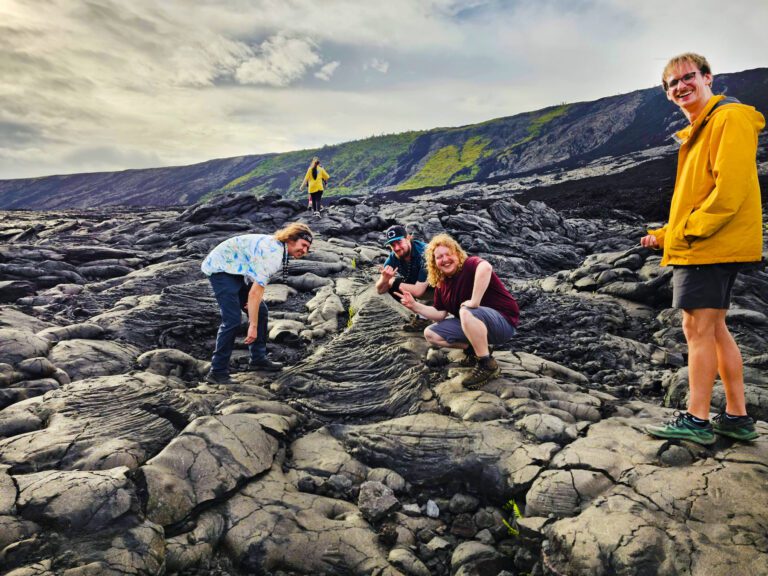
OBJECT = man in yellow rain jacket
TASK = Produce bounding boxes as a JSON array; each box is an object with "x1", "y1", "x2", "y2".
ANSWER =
[{"x1": 642, "y1": 53, "x2": 764, "y2": 444}]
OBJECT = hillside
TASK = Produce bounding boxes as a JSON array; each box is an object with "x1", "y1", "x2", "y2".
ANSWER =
[{"x1": 1, "y1": 68, "x2": 767, "y2": 210}]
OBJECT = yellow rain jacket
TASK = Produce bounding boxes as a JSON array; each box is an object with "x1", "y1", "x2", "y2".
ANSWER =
[
  {"x1": 649, "y1": 95, "x2": 765, "y2": 266},
  {"x1": 303, "y1": 165, "x2": 330, "y2": 194}
]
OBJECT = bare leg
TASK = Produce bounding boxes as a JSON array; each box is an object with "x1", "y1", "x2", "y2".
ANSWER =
[
  {"x1": 424, "y1": 327, "x2": 468, "y2": 350},
  {"x1": 714, "y1": 313, "x2": 748, "y2": 415},
  {"x1": 459, "y1": 308, "x2": 490, "y2": 357},
  {"x1": 683, "y1": 308, "x2": 720, "y2": 420}
]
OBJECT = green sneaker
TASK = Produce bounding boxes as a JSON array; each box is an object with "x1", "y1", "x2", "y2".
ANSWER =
[
  {"x1": 712, "y1": 413, "x2": 759, "y2": 441},
  {"x1": 645, "y1": 412, "x2": 716, "y2": 445}
]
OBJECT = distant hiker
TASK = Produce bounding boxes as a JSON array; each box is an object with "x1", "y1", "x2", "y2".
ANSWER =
[
  {"x1": 201, "y1": 223, "x2": 314, "y2": 384},
  {"x1": 375, "y1": 224, "x2": 432, "y2": 332},
  {"x1": 642, "y1": 53, "x2": 764, "y2": 444},
  {"x1": 300, "y1": 156, "x2": 330, "y2": 217},
  {"x1": 397, "y1": 234, "x2": 519, "y2": 389}
]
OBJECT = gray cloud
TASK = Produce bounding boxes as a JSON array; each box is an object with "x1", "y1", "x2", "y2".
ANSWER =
[
  {"x1": 0, "y1": 121, "x2": 44, "y2": 147},
  {"x1": 1, "y1": 0, "x2": 767, "y2": 180},
  {"x1": 62, "y1": 145, "x2": 163, "y2": 170}
]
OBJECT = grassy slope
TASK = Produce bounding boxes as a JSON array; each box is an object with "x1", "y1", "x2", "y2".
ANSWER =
[
  {"x1": 211, "y1": 131, "x2": 425, "y2": 200},
  {"x1": 500, "y1": 104, "x2": 570, "y2": 155},
  {"x1": 207, "y1": 104, "x2": 573, "y2": 199},
  {"x1": 397, "y1": 136, "x2": 492, "y2": 190},
  {"x1": 398, "y1": 105, "x2": 571, "y2": 190}
]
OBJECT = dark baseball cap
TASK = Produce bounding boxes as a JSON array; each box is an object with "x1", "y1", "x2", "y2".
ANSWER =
[{"x1": 385, "y1": 224, "x2": 407, "y2": 245}]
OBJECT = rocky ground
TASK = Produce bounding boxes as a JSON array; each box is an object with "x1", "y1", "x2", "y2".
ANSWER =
[{"x1": 0, "y1": 185, "x2": 767, "y2": 576}]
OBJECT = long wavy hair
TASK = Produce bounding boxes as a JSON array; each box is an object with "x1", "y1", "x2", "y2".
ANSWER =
[
  {"x1": 275, "y1": 222, "x2": 313, "y2": 243},
  {"x1": 309, "y1": 156, "x2": 320, "y2": 180},
  {"x1": 425, "y1": 233, "x2": 468, "y2": 287}
]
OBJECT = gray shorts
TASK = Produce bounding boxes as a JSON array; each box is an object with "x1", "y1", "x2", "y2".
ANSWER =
[
  {"x1": 427, "y1": 306, "x2": 516, "y2": 345},
  {"x1": 672, "y1": 263, "x2": 742, "y2": 309}
]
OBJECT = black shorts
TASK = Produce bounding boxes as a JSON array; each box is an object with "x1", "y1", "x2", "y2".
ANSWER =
[{"x1": 671, "y1": 263, "x2": 742, "y2": 310}]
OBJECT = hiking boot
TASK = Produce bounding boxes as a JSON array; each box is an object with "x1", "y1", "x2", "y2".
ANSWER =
[
  {"x1": 313, "y1": 211, "x2": 321, "y2": 218},
  {"x1": 462, "y1": 356, "x2": 501, "y2": 390},
  {"x1": 712, "y1": 412, "x2": 759, "y2": 441},
  {"x1": 205, "y1": 371, "x2": 236, "y2": 385},
  {"x1": 247, "y1": 357, "x2": 284, "y2": 372},
  {"x1": 459, "y1": 347, "x2": 477, "y2": 367},
  {"x1": 402, "y1": 315, "x2": 431, "y2": 332},
  {"x1": 645, "y1": 412, "x2": 716, "y2": 445}
]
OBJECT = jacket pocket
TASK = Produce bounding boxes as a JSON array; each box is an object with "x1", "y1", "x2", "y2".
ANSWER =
[{"x1": 673, "y1": 207, "x2": 696, "y2": 240}]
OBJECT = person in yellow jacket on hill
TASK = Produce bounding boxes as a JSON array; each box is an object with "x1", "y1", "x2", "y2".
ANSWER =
[
  {"x1": 300, "y1": 156, "x2": 330, "y2": 217},
  {"x1": 641, "y1": 53, "x2": 764, "y2": 445}
]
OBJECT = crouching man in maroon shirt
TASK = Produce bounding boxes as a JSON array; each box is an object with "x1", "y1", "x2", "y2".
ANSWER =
[{"x1": 397, "y1": 234, "x2": 519, "y2": 389}]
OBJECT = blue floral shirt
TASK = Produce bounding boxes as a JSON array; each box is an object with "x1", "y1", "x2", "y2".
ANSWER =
[{"x1": 201, "y1": 234, "x2": 284, "y2": 286}]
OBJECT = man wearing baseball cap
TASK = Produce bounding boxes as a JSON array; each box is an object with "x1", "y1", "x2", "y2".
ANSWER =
[{"x1": 375, "y1": 224, "x2": 431, "y2": 332}]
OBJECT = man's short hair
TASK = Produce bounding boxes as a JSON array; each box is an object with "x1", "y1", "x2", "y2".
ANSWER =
[{"x1": 662, "y1": 53, "x2": 712, "y2": 91}]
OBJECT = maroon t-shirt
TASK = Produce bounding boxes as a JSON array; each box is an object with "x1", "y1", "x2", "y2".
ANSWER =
[{"x1": 434, "y1": 256, "x2": 519, "y2": 327}]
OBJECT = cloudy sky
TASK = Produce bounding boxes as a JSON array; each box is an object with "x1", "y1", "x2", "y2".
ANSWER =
[{"x1": 2, "y1": 0, "x2": 767, "y2": 180}]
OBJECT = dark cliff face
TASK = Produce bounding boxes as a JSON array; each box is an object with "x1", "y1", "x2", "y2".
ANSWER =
[{"x1": 1, "y1": 68, "x2": 766, "y2": 210}]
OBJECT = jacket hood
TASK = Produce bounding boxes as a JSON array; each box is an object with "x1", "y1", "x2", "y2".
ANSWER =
[{"x1": 675, "y1": 95, "x2": 766, "y2": 143}]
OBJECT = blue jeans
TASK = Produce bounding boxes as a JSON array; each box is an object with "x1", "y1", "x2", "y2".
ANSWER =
[{"x1": 209, "y1": 273, "x2": 269, "y2": 374}]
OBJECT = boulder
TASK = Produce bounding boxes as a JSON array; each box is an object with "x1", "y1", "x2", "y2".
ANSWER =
[
  {"x1": 0, "y1": 330, "x2": 50, "y2": 366},
  {"x1": 48, "y1": 339, "x2": 140, "y2": 381},
  {"x1": 138, "y1": 414, "x2": 278, "y2": 526},
  {"x1": 358, "y1": 480, "x2": 401, "y2": 523}
]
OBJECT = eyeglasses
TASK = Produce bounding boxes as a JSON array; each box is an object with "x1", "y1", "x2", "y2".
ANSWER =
[{"x1": 664, "y1": 71, "x2": 698, "y2": 92}]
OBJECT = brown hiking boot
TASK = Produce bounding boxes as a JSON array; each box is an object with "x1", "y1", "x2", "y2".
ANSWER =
[
  {"x1": 458, "y1": 345, "x2": 491, "y2": 367},
  {"x1": 403, "y1": 315, "x2": 432, "y2": 332},
  {"x1": 462, "y1": 356, "x2": 501, "y2": 390},
  {"x1": 459, "y1": 348, "x2": 478, "y2": 367}
]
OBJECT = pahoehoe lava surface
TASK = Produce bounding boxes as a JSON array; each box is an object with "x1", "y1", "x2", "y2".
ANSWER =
[{"x1": 0, "y1": 180, "x2": 766, "y2": 576}]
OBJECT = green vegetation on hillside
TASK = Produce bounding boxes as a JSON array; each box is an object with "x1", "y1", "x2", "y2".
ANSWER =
[
  {"x1": 397, "y1": 136, "x2": 491, "y2": 190},
  {"x1": 502, "y1": 104, "x2": 570, "y2": 154},
  {"x1": 324, "y1": 131, "x2": 424, "y2": 195},
  {"x1": 208, "y1": 131, "x2": 425, "y2": 200},
  {"x1": 223, "y1": 150, "x2": 307, "y2": 191},
  {"x1": 203, "y1": 103, "x2": 570, "y2": 201}
]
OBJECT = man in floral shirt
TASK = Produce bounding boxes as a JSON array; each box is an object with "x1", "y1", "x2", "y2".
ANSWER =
[{"x1": 201, "y1": 222, "x2": 313, "y2": 384}]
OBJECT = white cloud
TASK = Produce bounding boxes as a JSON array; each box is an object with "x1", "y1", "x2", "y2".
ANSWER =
[
  {"x1": 235, "y1": 34, "x2": 321, "y2": 87},
  {"x1": 364, "y1": 58, "x2": 390, "y2": 74},
  {"x1": 168, "y1": 37, "x2": 254, "y2": 87},
  {"x1": 315, "y1": 61, "x2": 341, "y2": 81}
]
